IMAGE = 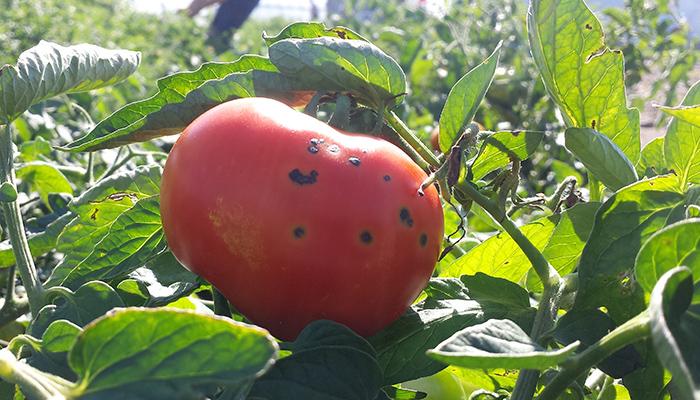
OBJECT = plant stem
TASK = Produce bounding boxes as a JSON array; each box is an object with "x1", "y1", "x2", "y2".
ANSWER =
[
  {"x1": 538, "y1": 311, "x2": 651, "y2": 400},
  {"x1": 0, "y1": 123, "x2": 44, "y2": 315},
  {"x1": 0, "y1": 348, "x2": 68, "y2": 399},
  {"x1": 384, "y1": 111, "x2": 441, "y2": 169},
  {"x1": 456, "y1": 178, "x2": 563, "y2": 400}
]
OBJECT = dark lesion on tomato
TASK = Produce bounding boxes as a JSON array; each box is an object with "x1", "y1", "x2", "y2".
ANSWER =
[
  {"x1": 383, "y1": 175, "x2": 391, "y2": 182},
  {"x1": 419, "y1": 233, "x2": 428, "y2": 247},
  {"x1": 359, "y1": 230, "x2": 373, "y2": 244},
  {"x1": 293, "y1": 226, "x2": 306, "y2": 239},
  {"x1": 348, "y1": 156, "x2": 361, "y2": 166},
  {"x1": 399, "y1": 207, "x2": 414, "y2": 227},
  {"x1": 289, "y1": 169, "x2": 319, "y2": 185}
]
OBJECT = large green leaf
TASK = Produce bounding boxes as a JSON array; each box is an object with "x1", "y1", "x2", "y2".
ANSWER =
[
  {"x1": 62, "y1": 56, "x2": 303, "y2": 152},
  {"x1": 441, "y1": 215, "x2": 558, "y2": 283},
  {"x1": 635, "y1": 219, "x2": 700, "y2": 294},
  {"x1": 574, "y1": 175, "x2": 686, "y2": 325},
  {"x1": 527, "y1": 202, "x2": 599, "y2": 292},
  {"x1": 427, "y1": 319, "x2": 579, "y2": 370},
  {"x1": 438, "y1": 43, "x2": 501, "y2": 153},
  {"x1": 565, "y1": 127, "x2": 638, "y2": 191},
  {"x1": 664, "y1": 81, "x2": 700, "y2": 189},
  {"x1": 648, "y1": 267, "x2": 700, "y2": 399},
  {"x1": 528, "y1": 0, "x2": 640, "y2": 162},
  {"x1": 47, "y1": 196, "x2": 166, "y2": 289},
  {"x1": 249, "y1": 320, "x2": 382, "y2": 400},
  {"x1": 269, "y1": 37, "x2": 406, "y2": 109},
  {"x1": 0, "y1": 41, "x2": 140, "y2": 122},
  {"x1": 69, "y1": 308, "x2": 278, "y2": 400},
  {"x1": 470, "y1": 130, "x2": 544, "y2": 180},
  {"x1": 45, "y1": 165, "x2": 162, "y2": 288}
]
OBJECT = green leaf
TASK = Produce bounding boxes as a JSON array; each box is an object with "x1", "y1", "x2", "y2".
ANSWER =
[
  {"x1": 637, "y1": 137, "x2": 667, "y2": 178},
  {"x1": 370, "y1": 299, "x2": 490, "y2": 385},
  {"x1": 16, "y1": 161, "x2": 73, "y2": 206},
  {"x1": 0, "y1": 41, "x2": 140, "y2": 122},
  {"x1": 28, "y1": 281, "x2": 125, "y2": 338},
  {"x1": 263, "y1": 22, "x2": 366, "y2": 45},
  {"x1": 379, "y1": 386, "x2": 427, "y2": 400},
  {"x1": 427, "y1": 319, "x2": 579, "y2": 370},
  {"x1": 438, "y1": 43, "x2": 502, "y2": 153},
  {"x1": 369, "y1": 283, "x2": 534, "y2": 386},
  {"x1": 528, "y1": 202, "x2": 599, "y2": 292},
  {"x1": 268, "y1": 37, "x2": 406, "y2": 109},
  {"x1": 45, "y1": 165, "x2": 161, "y2": 288},
  {"x1": 0, "y1": 182, "x2": 17, "y2": 202},
  {"x1": 565, "y1": 128, "x2": 638, "y2": 191},
  {"x1": 117, "y1": 251, "x2": 202, "y2": 307},
  {"x1": 648, "y1": 267, "x2": 700, "y2": 399},
  {"x1": 635, "y1": 219, "x2": 700, "y2": 294},
  {"x1": 61, "y1": 55, "x2": 306, "y2": 152},
  {"x1": 658, "y1": 104, "x2": 700, "y2": 128},
  {"x1": 41, "y1": 320, "x2": 81, "y2": 354},
  {"x1": 528, "y1": 0, "x2": 640, "y2": 162},
  {"x1": 470, "y1": 130, "x2": 545, "y2": 180},
  {"x1": 69, "y1": 308, "x2": 278, "y2": 400},
  {"x1": 440, "y1": 215, "x2": 558, "y2": 283},
  {"x1": 664, "y1": 81, "x2": 700, "y2": 189},
  {"x1": 574, "y1": 175, "x2": 686, "y2": 325},
  {"x1": 46, "y1": 196, "x2": 166, "y2": 289},
  {"x1": 249, "y1": 321, "x2": 382, "y2": 400},
  {"x1": 553, "y1": 309, "x2": 642, "y2": 378}
]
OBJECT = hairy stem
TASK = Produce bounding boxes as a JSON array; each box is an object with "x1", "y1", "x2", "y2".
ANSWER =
[
  {"x1": 384, "y1": 111, "x2": 441, "y2": 169},
  {"x1": 538, "y1": 311, "x2": 651, "y2": 400},
  {"x1": 0, "y1": 123, "x2": 44, "y2": 314},
  {"x1": 0, "y1": 348, "x2": 68, "y2": 399}
]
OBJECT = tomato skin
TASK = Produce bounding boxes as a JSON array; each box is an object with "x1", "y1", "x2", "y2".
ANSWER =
[{"x1": 160, "y1": 97, "x2": 443, "y2": 340}]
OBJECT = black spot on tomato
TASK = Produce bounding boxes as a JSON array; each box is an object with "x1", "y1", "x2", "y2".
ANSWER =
[
  {"x1": 328, "y1": 144, "x2": 340, "y2": 153},
  {"x1": 293, "y1": 227, "x2": 305, "y2": 238},
  {"x1": 585, "y1": 23, "x2": 593, "y2": 30},
  {"x1": 419, "y1": 233, "x2": 428, "y2": 247},
  {"x1": 360, "y1": 231, "x2": 373, "y2": 244},
  {"x1": 348, "y1": 157, "x2": 361, "y2": 166},
  {"x1": 310, "y1": 138, "x2": 321, "y2": 145},
  {"x1": 308, "y1": 145, "x2": 319, "y2": 154},
  {"x1": 90, "y1": 208, "x2": 99, "y2": 220},
  {"x1": 399, "y1": 208, "x2": 414, "y2": 227},
  {"x1": 289, "y1": 169, "x2": 318, "y2": 185},
  {"x1": 383, "y1": 175, "x2": 391, "y2": 182},
  {"x1": 591, "y1": 119, "x2": 597, "y2": 129}
]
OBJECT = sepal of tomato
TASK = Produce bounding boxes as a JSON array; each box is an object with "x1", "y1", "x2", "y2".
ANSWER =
[{"x1": 160, "y1": 98, "x2": 444, "y2": 340}]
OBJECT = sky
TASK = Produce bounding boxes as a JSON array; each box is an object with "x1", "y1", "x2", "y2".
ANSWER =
[{"x1": 130, "y1": 0, "x2": 698, "y2": 33}]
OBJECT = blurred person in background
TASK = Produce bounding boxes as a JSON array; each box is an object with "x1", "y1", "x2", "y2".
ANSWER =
[{"x1": 186, "y1": 0, "x2": 260, "y2": 52}]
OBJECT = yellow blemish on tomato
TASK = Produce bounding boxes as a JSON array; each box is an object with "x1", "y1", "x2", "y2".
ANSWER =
[{"x1": 208, "y1": 198, "x2": 265, "y2": 269}]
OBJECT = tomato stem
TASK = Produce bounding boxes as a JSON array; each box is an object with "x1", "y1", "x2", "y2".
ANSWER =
[
  {"x1": 537, "y1": 311, "x2": 651, "y2": 400},
  {"x1": 0, "y1": 122, "x2": 44, "y2": 315},
  {"x1": 384, "y1": 111, "x2": 441, "y2": 169},
  {"x1": 0, "y1": 348, "x2": 71, "y2": 400}
]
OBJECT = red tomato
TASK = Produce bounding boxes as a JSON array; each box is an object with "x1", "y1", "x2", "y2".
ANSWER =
[{"x1": 160, "y1": 97, "x2": 444, "y2": 340}]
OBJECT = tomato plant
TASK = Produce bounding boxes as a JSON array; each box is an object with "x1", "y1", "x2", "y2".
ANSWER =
[
  {"x1": 0, "y1": 1, "x2": 698, "y2": 399},
  {"x1": 160, "y1": 97, "x2": 443, "y2": 340}
]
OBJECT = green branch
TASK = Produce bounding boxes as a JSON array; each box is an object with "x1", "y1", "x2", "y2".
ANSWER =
[{"x1": 384, "y1": 110, "x2": 441, "y2": 169}]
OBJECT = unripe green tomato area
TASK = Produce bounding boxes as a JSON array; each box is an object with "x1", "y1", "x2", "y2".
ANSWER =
[
  {"x1": 160, "y1": 97, "x2": 444, "y2": 340},
  {"x1": 402, "y1": 369, "x2": 480, "y2": 399}
]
